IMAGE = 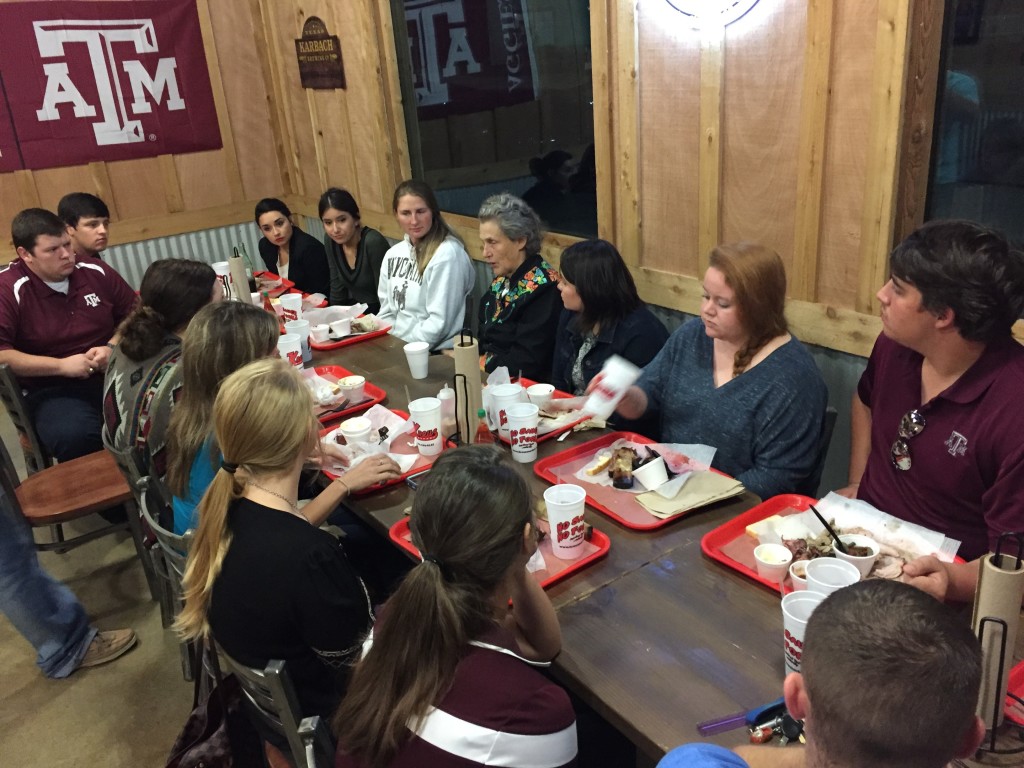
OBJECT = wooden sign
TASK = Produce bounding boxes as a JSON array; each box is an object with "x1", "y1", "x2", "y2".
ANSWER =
[{"x1": 295, "y1": 16, "x2": 345, "y2": 90}]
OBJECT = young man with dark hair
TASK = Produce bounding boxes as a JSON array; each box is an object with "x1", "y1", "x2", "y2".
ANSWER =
[
  {"x1": 658, "y1": 580, "x2": 985, "y2": 768},
  {"x1": 57, "y1": 192, "x2": 111, "y2": 260},
  {"x1": 839, "y1": 219, "x2": 1024, "y2": 602},
  {"x1": 0, "y1": 208, "x2": 136, "y2": 461}
]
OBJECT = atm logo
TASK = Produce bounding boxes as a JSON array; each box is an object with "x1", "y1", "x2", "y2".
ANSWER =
[{"x1": 0, "y1": 0, "x2": 221, "y2": 172}]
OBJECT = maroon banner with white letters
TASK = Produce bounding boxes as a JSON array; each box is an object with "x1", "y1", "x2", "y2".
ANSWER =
[{"x1": 0, "y1": 0, "x2": 221, "y2": 172}]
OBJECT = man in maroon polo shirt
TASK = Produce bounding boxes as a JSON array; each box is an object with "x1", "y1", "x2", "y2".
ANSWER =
[
  {"x1": 0, "y1": 208, "x2": 136, "y2": 461},
  {"x1": 838, "y1": 219, "x2": 1024, "y2": 602},
  {"x1": 58, "y1": 192, "x2": 111, "y2": 261}
]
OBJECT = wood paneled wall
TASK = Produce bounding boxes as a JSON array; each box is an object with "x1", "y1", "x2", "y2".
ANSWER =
[{"x1": 2, "y1": 0, "x2": 957, "y2": 357}]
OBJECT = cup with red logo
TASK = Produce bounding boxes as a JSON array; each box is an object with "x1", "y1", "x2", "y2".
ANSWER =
[
  {"x1": 583, "y1": 355, "x2": 641, "y2": 421},
  {"x1": 781, "y1": 591, "x2": 826, "y2": 673},
  {"x1": 407, "y1": 397, "x2": 442, "y2": 456},
  {"x1": 543, "y1": 484, "x2": 587, "y2": 560},
  {"x1": 489, "y1": 382, "x2": 525, "y2": 440},
  {"x1": 506, "y1": 403, "x2": 540, "y2": 464},
  {"x1": 277, "y1": 333, "x2": 303, "y2": 369},
  {"x1": 279, "y1": 292, "x2": 303, "y2": 323}
]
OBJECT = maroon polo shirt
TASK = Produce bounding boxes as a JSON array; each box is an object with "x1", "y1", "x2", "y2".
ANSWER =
[
  {"x1": 857, "y1": 333, "x2": 1024, "y2": 560},
  {"x1": 0, "y1": 255, "x2": 136, "y2": 391}
]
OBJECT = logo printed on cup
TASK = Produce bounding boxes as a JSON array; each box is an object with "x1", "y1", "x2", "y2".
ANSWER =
[
  {"x1": 556, "y1": 513, "x2": 586, "y2": 545},
  {"x1": 509, "y1": 426, "x2": 537, "y2": 446},
  {"x1": 286, "y1": 350, "x2": 302, "y2": 367}
]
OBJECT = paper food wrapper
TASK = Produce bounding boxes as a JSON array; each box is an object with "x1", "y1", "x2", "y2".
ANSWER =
[
  {"x1": 321, "y1": 406, "x2": 418, "y2": 474},
  {"x1": 971, "y1": 550, "x2": 1024, "y2": 728},
  {"x1": 636, "y1": 471, "x2": 745, "y2": 518},
  {"x1": 303, "y1": 370, "x2": 345, "y2": 406},
  {"x1": 302, "y1": 305, "x2": 377, "y2": 335},
  {"x1": 573, "y1": 439, "x2": 717, "y2": 497}
]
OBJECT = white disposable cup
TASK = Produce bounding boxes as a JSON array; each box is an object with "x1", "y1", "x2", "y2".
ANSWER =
[
  {"x1": 250, "y1": 291, "x2": 261, "y2": 306},
  {"x1": 277, "y1": 333, "x2": 303, "y2": 368},
  {"x1": 835, "y1": 534, "x2": 880, "y2": 579},
  {"x1": 781, "y1": 591, "x2": 826, "y2": 673},
  {"x1": 408, "y1": 397, "x2": 442, "y2": 456},
  {"x1": 404, "y1": 342, "x2": 430, "y2": 380},
  {"x1": 212, "y1": 261, "x2": 234, "y2": 301},
  {"x1": 806, "y1": 557, "x2": 861, "y2": 596},
  {"x1": 490, "y1": 383, "x2": 526, "y2": 439},
  {"x1": 633, "y1": 456, "x2": 669, "y2": 491},
  {"x1": 284, "y1": 320, "x2": 311, "y2": 364},
  {"x1": 338, "y1": 417, "x2": 372, "y2": 444},
  {"x1": 544, "y1": 484, "x2": 587, "y2": 560},
  {"x1": 753, "y1": 543, "x2": 794, "y2": 584},
  {"x1": 789, "y1": 560, "x2": 808, "y2": 591},
  {"x1": 311, "y1": 324, "x2": 331, "y2": 343},
  {"x1": 279, "y1": 292, "x2": 303, "y2": 322},
  {"x1": 526, "y1": 383, "x2": 555, "y2": 410},
  {"x1": 337, "y1": 375, "x2": 366, "y2": 404},
  {"x1": 506, "y1": 403, "x2": 540, "y2": 464},
  {"x1": 583, "y1": 355, "x2": 641, "y2": 420},
  {"x1": 329, "y1": 318, "x2": 352, "y2": 338}
]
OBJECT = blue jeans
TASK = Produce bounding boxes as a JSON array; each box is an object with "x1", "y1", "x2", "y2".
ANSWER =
[
  {"x1": 0, "y1": 489, "x2": 96, "y2": 677},
  {"x1": 26, "y1": 378, "x2": 104, "y2": 462}
]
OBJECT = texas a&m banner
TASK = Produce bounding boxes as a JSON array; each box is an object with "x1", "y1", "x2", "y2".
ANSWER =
[{"x1": 0, "y1": 0, "x2": 222, "y2": 172}]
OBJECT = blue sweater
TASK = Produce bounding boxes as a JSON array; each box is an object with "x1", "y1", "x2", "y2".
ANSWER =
[{"x1": 637, "y1": 318, "x2": 827, "y2": 499}]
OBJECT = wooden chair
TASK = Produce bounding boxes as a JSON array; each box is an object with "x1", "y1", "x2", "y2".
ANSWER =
[
  {"x1": 0, "y1": 363, "x2": 51, "y2": 474},
  {"x1": 218, "y1": 647, "x2": 337, "y2": 768}
]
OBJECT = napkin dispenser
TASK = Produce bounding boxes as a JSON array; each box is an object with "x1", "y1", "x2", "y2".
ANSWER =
[{"x1": 452, "y1": 329, "x2": 484, "y2": 444}]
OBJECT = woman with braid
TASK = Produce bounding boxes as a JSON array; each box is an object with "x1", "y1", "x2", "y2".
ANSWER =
[
  {"x1": 612, "y1": 242, "x2": 827, "y2": 498},
  {"x1": 333, "y1": 445, "x2": 577, "y2": 768}
]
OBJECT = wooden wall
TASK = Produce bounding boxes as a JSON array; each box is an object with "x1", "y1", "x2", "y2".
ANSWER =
[{"x1": 1, "y1": 0, "x2": 962, "y2": 357}]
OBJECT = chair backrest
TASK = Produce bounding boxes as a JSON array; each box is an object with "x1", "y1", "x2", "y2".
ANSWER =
[
  {"x1": 800, "y1": 405, "x2": 839, "y2": 497},
  {"x1": 298, "y1": 716, "x2": 336, "y2": 768},
  {"x1": 138, "y1": 477, "x2": 191, "y2": 580},
  {"x1": 217, "y1": 648, "x2": 324, "y2": 766},
  {"x1": 0, "y1": 435, "x2": 24, "y2": 511},
  {"x1": 0, "y1": 363, "x2": 51, "y2": 474}
]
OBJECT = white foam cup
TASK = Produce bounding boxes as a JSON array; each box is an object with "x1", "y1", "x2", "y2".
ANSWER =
[
  {"x1": 583, "y1": 355, "x2": 641, "y2": 420},
  {"x1": 505, "y1": 403, "x2": 540, "y2": 464},
  {"x1": 544, "y1": 484, "x2": 587, "y2": 560},
  {"x1": 753, "y1": 543, "x2": 794, "y2": 584},
  {"x1": 834, "y1": 534, "x2": 880, "y2": 579},
  {"x1": 212, "y1": 261, "x2": 234, "y2": 301},
  {"x1": 329, "y1": 318, "x2": 352, "y2": 338},
  {"x1": 279, "y1": 292, "x2": 303, "y2": 322},
  {"x1": 489, "y1": 382, "x2": 525, "y2": 439},
  {"x1": 781, "y1": 590, "x2": 826, "y2": 673},
  {"x1": 337, "y1": 375, "x2": 366, "y2": 404},
  {"x1": 277, "y1": 333, "x2": 303, "y2": 368},
  {"x1": 311, "y1": 324, "x2": 331, "y2": 343},
  {"x1": 408, "y1": 397, "x2": 442, "y2": 456},
  {"x1": 805, "y1": 557, "x2": 861, "y2": 596},
  {"x1": 632, "y1": 456, "x2": 669, "y2": 491},
  {"x1": 338, "y1": 417, "x2": 372, "y2": 444},
  {"x1": 526, "y1": 383, "x2": 555, "y2": 409},
  {"x1": 404, "y1": 342, "x2": 430, "y2": 380},
  {"x1": 789, "y1": 560, "x2": 808, "y2": 591},
  {"x1": 284, "y1": 320, "x2": 311, "y2": 364}
]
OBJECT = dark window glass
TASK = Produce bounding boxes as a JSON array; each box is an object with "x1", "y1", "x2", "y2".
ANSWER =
[{"x1": 394, "y1": 0, "x2": 596, "y2": 237}]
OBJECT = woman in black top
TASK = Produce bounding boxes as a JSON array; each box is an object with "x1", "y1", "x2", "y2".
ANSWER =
[
  {"x1": 318, "y1": 187, "x2": 388, "y2": 313},
  {"x1": 255, "y1": 198, "x2": 330, "y2": 296},
  {"x1": 175, "y1": 358, "x2": 400, "y2": 719},
  {"x1": 477, "y1": 193, "x2": 561, "y2": 382}
]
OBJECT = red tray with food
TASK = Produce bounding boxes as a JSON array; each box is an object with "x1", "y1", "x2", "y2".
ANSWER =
[
  {"x1": 700, "y1": 495, "x2": 966, "y2": 594},
  {"x1": 494, "y1": 377, "x2": 589, "y2": 445},
  {"x1": 534, "y1": 431, "x2": 715, "y2": 531},
  {"x1": 308, "y1": 321, "x2": 392, "y2": 351},
  {"x1": 307, "y1": 366, "x2": 385, "y2": 424},
  {"x1": 388, "y1": 517, "x2": 610, "y2": 590},
  {"x1": 320, "y1": 409, "x2": 450, "y2": 495},
  {"x1": 254, "y1": 271, "x2": 294, "y2": 298},
  {"x1": 1007, "y1": 661, "x2": 1024, "y2": 726}
]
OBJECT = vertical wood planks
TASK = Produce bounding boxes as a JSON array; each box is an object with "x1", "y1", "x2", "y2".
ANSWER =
[
  {"x1": 611, "y1": 0, "x2": 640, "y2": 264},
  {"x1": 698, "y1": 27, "x2": 724, "y2": 271}
]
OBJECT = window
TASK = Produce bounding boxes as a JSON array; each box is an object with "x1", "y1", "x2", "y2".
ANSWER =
[{"x1": 394, "y1": 0, "x2": 597, "y2": 236}]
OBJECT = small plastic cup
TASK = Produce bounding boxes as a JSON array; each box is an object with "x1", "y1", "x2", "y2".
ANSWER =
[
  {"x1": 834, "y1": 534, "x2": 880, "y2": 579},
  {"x1": 544, "y1": 484, "x2": 587, "y2": 560},
  {"x1": 788, "y1": 560, "x2": 808, "y2": 591},
  {"x1": 277, "y1": 333, "x2": 303, "y2": 368},
  {"x1": 526, "y1": 383, "x2": 555, "y2": 410},
  {"x1": 284, "y1": 319, "x2": 311, "y2": 364},
  {"x1": 781, "y1": 591, "x2": 826, "y2": 673},
  {"x1": 753, "y1": 543, "x2": 794, "y2": 584},
  {"x1": 408, "y1": 397, "x2": 442, "y2": 455},
  {"x1": 489, "y1": 383, "x2": 525, "y2": 439},
  {"x1": 329, "y1": 318, "x2": 352, "y2": 338},
  {"x1": 310, "y1": 324, "x2": 331, "y2": 343},
  {"x1": 279, "y1": 293, "x2": 303, "y2": 322},
  {"x1": 337, "y1": 375, "x2": 366, "y2": 405},
  {"x1": 633, "y1": 456, "x2": 669, "y2": 492},
  {"x1": 250, "y1": 291, "x2": 261, "y2": 306},
  {"x1": 805, "y1": 557, "x2": 861, "y2": 596},
  {"x1": 404, "y1": 342, "x2": 430, "y2": 380},
  {"x1": 338, "y1": 417, "x2": 372, "y2": 444},
  {"x1": 505, "y1": 402, "x2": 540, "y2": 464}
]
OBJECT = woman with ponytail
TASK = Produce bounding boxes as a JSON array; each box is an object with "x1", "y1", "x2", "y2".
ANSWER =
[
  {"x1": 333, "y1": 445, "x2": 577, "y2": 768},
  {"x1": 175, "y1": 358, "x2": 399, "y2": 723},
  {"x1": 612, "y1": 242, "x2": 828, "y2": 498},
  {"x1": 102, "y1": 258, "x2": 219, "y2": 463}
]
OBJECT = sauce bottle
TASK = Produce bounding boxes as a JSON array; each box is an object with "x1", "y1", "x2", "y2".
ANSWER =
[{"x1": 474, "y1": 408, "x2": 496, "y2": 444}]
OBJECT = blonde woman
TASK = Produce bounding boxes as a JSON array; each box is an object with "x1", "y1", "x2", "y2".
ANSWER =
[
  {"x1": 376, "y1": 180, "x2": 475, "y2": 350},
  {"x1": 175, "y1": 358, "x2": 400, "y2": 722}
]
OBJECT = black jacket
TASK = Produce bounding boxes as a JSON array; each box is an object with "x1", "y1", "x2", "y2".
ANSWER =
[{"x1": 258, "y1": 227, "x2": 330, "y2": 297}]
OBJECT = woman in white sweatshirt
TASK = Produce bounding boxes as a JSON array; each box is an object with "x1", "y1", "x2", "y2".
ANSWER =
[{"x1": 377, "y1": 180, "x2": 475, "y2": 350}]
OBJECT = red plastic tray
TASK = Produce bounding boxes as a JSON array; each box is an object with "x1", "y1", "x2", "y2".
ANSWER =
[
  {"x1": 535, "y1": 431, "x2": 726, "y2": 531},
  {"x1": 309, "y1": 322, "x2": 392, "y2": 350},
  {"x1": 1007, "y1": 660, "x2": 1024, "y2": 725},
  {"x1": 700, "y1": 494, "x2": 967, "y2": 594},
  {"x1": 389, "y1": 517, "x2": 610, "y2": 590},
  {"x1": 320, "y1": 409, "x2": 450, "y2": 495},
  {"x1": 495, "y1": 377, "x2": 589, "y2": 445},
  {"x1": 308, "y1": 365, "x2": 386, "y2": 424},
  {"x1": 254, "y1": 271, "x2": 294, "y2": 298}
]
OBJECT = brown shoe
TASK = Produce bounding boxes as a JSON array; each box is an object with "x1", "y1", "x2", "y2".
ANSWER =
[{"x1": 77, "y1": 629, "x2": 137, "y2": 669}]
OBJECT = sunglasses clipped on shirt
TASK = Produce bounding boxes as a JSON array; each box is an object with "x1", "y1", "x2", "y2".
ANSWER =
[{"x1": 890, "y1": 409, "x2": 926, "y2": 471}]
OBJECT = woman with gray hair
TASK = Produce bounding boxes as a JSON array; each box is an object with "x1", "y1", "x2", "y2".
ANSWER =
[{"x1": 477, "y1": 193, "x2": 562, "y2": 381}]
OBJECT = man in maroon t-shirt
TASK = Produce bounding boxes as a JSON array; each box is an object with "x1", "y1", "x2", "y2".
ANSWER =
[
  {"x1": 838, "y1": 220, "x2": 1024, "y2": 603},
  {"x1": 0, "y1": 209, "x2": 136, "y2": 461}
]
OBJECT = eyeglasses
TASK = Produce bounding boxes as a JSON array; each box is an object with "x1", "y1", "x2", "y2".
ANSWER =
[{"x1": 890, "y1": 409, "x2": 926, "y2": 471}]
